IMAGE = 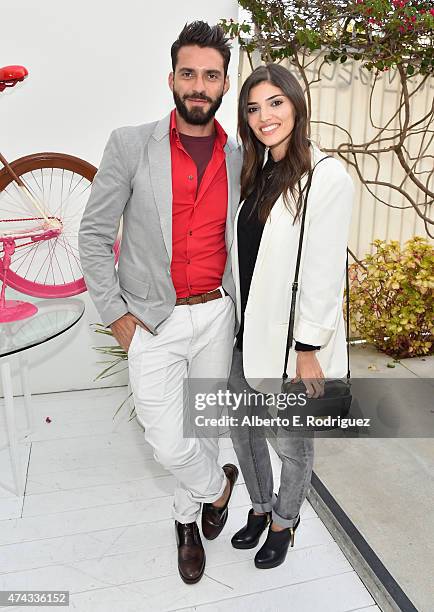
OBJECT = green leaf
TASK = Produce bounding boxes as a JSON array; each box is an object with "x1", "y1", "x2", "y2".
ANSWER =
[
  {"x1": 94, "y1": 358, "x2": 126, "y2": 381},
  {"x1": 112, "y1": 391, "x2": 134, "y2": 420}
]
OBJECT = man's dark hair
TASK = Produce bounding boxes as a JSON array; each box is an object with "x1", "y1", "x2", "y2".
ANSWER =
[{"x1": 171, "y1": 21, "x2": 232, "y2": 77}]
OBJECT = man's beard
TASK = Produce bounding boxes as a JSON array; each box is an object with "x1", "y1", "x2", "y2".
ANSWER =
[{"x1": 172, "y1": 89, "x2": 223, "y2": 126}]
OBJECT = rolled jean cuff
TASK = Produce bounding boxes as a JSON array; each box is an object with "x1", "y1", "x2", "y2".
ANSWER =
[
  {"x1": 172, "y1": 507, "x2": 200, "y2": 524},
  {"x1": 252, "y1": 491, "x2": 277, "y2": 514},
  {"x1": 272, "y1": 508, "x2": 300, "y2": 529},
  {"x1": 193, "y1": 468, "x2": 227, "y2": 505},
  {"x1": 172, "y1": 469, "x2": 227, "y2": 524}
]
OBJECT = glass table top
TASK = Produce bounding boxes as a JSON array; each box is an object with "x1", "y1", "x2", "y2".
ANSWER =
[{"x1": 0, "y1": 298, "x2": 85, "y2": 357}]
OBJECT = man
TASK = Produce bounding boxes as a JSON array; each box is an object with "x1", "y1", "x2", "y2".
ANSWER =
[{"x1": 78, "y1": 21, "x2": 242, "y2": 584}]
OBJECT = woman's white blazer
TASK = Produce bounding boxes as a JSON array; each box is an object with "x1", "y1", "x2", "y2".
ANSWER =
[{"x1": 231, "y1": 142, "x2": 355, "y2": 390}]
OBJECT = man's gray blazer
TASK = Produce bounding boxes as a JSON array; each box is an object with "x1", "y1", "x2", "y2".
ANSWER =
[{"x1": 78, "y1": 112, "x2": 242, "y2": 334}]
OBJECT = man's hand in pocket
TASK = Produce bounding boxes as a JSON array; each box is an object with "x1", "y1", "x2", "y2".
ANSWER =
[{"x1": 110, "y1": 313, "x2": 150, "y2": 352}]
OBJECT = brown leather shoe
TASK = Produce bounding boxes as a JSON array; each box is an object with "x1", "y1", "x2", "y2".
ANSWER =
[
  {"x1": 175, "y1": 520, "x2": 205, "y2": 584},
  {"x1": 201, "y1": 463, "x2": 239, "y2": 540}
]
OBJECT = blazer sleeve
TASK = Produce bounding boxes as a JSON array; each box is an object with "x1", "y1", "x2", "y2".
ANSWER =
[
  {"x1": 78, "y1": 129, "x2": 131, "y2": 326},
  {"x1": 294, "y1": 159, "x2": 354, "y2": 347}
]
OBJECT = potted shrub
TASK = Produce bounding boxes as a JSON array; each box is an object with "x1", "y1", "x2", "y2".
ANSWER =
[{"x1": 348, "y1": 236, "x2": 433, "y2": 358}]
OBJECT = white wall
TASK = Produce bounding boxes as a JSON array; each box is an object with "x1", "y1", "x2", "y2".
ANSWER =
[{"x1": 0, "y1": 0, "x2": 239, "y2": 394}]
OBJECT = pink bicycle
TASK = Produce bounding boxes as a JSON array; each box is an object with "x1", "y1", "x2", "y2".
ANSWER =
[{"x1": 0, "y1": 65, "x2": 119, "y2": 322}]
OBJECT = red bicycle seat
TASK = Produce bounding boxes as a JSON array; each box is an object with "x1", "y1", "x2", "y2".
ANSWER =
[{"x1": 0, "y1": 65, "x2": 28, "y2": 91}]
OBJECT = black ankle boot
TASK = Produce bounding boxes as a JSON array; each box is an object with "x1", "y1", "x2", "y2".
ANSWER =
[
  {"x1": 231, "y1": 509, "x2": 271, "y2": 549},
  {"x1": 254, "y1": 515, "x2": 300, "y2": 569}
]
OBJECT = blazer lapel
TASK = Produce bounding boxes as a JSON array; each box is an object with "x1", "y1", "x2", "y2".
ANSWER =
[
  {"x1": 224, "y1": 149, "x2": 236, "y2": 250},
  {"x1": 224, "y1": 137, "x2": 243, "y2": 253},
  {"x1": 148, "y1": 113, "x2": 173, "y2": 260}
]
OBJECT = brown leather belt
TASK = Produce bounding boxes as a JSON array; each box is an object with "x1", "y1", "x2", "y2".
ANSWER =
[{"x1": 175, "y1": 288, "x2": 225, "y2": 306}]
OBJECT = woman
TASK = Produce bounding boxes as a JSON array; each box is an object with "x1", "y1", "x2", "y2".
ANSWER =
[{"x1": 228, "y1": 64, "x2": 354, "y2": 569}]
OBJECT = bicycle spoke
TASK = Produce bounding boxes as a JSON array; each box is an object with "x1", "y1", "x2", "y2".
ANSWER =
[
  {"x1": 23, "y1": 173, "x2": 45, "y2": 204},
  {"x1": 53, "y1": 232, "x2": 79, "y2": 252},
  {"x1": 0, "y1": 186, "x2": 26, "y2": 212},
  {"x1": 32, "y1": 242, "x2": 55, "y2": 283},
  {"x1": 51, "y1": 235, "x2": 81, "y2": 262},
  {"x1": 23, "y1": 171, "x2": 55, "y2": 217},
  {"x1": 49, "y1": 167, "x2": 54, "y2": 210},
  {"x1": 20, "y1": 169, "x2": 90, "y2": 218},
  {"x1": 15, "y1": 241, "x2": 42, "y2": 277},
  {"x1": 51, "y1": 180, "x2": 90, "y2": 219},
  {"x1": 61, "y1": 204, "x2": 91, "y2": 227},
  {"x1": 60, "y1": 169, "x2": 65, "y2": 219},
  {"x1": 68, "y1": 171, "x2": 75, "y2": 200},
  {"x1": 43, "y1": 239, "x2": 57, "y2": 285},
  {"x1": 9, "y1": 243, "x2": 38, "y2": 267},
  {"x1": 40, "y1": 168, "x2": 45, "y2": 203},
  {"x1": 3, "y1": 181, "x2": 35, "y2": 216},
  {"x1": 11, "y1": 239, "x2": 76, "y2": 285},
  {"x1": 58, "y1": 236, "x2": 78, "y2": 281},
  {"x1": 43, "y1": 240, "x2": 55, "y2": 285},
  {"x1": 30, "y1": 171, "x2": 43, "y2": 197},
  {"x1": 44, "y1": 238, "x2": 66, "y2": 286}
]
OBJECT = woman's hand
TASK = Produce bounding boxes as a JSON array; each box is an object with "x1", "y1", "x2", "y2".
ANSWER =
[{"x1": 292, "y1": 351, "x2": 325, "y2": 398}]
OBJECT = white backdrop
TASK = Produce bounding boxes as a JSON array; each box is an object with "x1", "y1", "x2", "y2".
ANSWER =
[{"x1": 0, "y1": 0, "x2": 239, "y2": 394}]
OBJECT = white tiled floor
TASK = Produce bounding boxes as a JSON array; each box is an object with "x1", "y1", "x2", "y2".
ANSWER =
[{"x1": 0, "y1": 388, "x2": 378, "y2": 612}]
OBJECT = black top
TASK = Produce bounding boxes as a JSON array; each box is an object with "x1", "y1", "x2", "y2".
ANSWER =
[{"x1": 235, "y1": 155, "x2": 320, "y2": 353}]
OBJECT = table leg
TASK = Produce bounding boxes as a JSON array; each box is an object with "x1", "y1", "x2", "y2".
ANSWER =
[
  {"x1": 1, "y1": 359, "x2": 24, "y2": 496},
  {"x1": 18, "y1": 353, "x2": 33, "y2": 436}
]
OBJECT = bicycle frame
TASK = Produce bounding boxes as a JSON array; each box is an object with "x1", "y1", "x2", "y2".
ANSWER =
[
  {"x1": 0, "y1": 151, "x2": 64, "y2": 320},
  {"x1": 0, "y1": 65, "x2": 83, "y2": 320},
  {"x1": 0, "y1": 64, "x2": 119, "y2": 320}
]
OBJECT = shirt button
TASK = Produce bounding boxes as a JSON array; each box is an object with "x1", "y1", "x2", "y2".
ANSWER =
[
  {"x1": 187, "y1": 259, "x2": 191, "y2": 264},
  {"x1": 189, "y1": 230, "x2": 192, "y2": 236},
  {"x1": 188, "y1": 175, "x2": 193, "y2": 180}
]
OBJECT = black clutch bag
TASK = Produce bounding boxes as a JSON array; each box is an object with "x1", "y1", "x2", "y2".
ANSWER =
[{"x1": 278, "y1": 156, "x2": 352, "y2": 432}]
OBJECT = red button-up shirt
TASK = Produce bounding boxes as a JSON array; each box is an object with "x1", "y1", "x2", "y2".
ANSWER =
[{"x1": 169, "y1": 109, "x2": 228, "y2": 298}]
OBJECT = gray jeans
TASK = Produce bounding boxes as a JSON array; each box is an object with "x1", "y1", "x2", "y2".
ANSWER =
[{"x1": 228, "y1": 346, "x2": 314, "y2": 528}]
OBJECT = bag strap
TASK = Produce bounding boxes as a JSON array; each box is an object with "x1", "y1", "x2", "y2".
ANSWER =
[{"x1": 282, "y1": 155, "x2": 351, "y2": 382}]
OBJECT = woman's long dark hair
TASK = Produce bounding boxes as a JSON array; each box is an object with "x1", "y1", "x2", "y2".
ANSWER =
[{"x1": 238, "y1": 64, "x2": 312, "y2": 224}]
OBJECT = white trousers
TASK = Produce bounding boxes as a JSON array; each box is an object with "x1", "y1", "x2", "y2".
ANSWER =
[{"x1": 128, "y1": 290, "x2": 235, "y2": 523}]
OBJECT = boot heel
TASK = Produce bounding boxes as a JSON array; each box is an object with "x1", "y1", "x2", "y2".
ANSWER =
[
  {"x1": 289, "y1": 515, "x2": 301, "y2": 547},
  {"x1": 254, "y1": 515, "x2": 301, "y2": 569}
]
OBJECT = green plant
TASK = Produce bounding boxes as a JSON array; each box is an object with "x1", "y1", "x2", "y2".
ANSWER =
[
  {"x1": 348, "y1": 236, "x2": 434, "y2": 357},
  {"x1": 223, "y1": 1, "x2": 434, "y2": 75},
  {"x1": 221, "y1": 1, "x2": 434, "y2": 234},
  {"x1": 93, "y1": 324, "x2": 135, "y2": 420}
]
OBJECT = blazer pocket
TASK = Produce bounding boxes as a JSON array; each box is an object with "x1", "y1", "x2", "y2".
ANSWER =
[{"x1": 119, "y1": 269, "x2": 150, "y2": 299}]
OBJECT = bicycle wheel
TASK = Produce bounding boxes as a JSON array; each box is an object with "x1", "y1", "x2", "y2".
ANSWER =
[{"x1": 0, "y1": 152, "x2": 120, "y2": 298}]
